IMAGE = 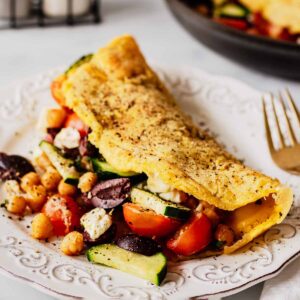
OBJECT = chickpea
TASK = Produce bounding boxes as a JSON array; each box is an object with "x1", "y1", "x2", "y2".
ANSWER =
[
  {"x1": 6, "y1": 196, "x2": 27, "y2": 215},
  {"x1": 46, "y1": 108, "x2": 66, "y2": 128},
  {"x1": 58, "y1": 180, "x2": 77, "y2": 196},
  {"x1": 215, "y1": 224, "x2": 235, "y2": 247},
  {"x1": 41, "y1": 167, "x2": 62, "y2": 191},
  {"x1": 35, "y1": 152, "x2": 52, "y2": 170},
  {"x1": 31, "y1": 213, "x2": 53, "y2": 239},
  {"x1": 20, "y1": 172, "x2": 41, "y2": 192},
  {"x1": 78, "y1": 172, "x2": 97, "y2": 193},
  {"x1": 60, "y1": 231, "x2": 84, "y2": 256},
  {"x1": 26, "y1": 185, "x2": 47, "y2": 212}
]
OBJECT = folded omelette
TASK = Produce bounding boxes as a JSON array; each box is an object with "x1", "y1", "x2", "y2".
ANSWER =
[{"x1": 61, "y1": 35, "x2": 293, "y2": 255}]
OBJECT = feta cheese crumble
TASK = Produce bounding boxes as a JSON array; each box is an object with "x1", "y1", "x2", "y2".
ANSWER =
[
  {"x1": 147, "y1": 173, "x2": 171, "y2": 194},
  {"x1": 80, "y1": 208, "x2": 112, "y2": 240},
  {"x1": 54, "y1": 127, "x2": 81, "y2": 149},
  {"x1": 3, "y1": 180, "x2": 22, "y2": 198},
  {"x1": 146, "y1": 173, "x2": 187, "y2": 204},
  {"x1": 160, "y1": 190, "x2": 186, "y2": 204}
]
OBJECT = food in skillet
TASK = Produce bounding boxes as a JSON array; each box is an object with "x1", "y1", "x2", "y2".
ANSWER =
[
  {"x1": 186, "y1": 0, "x2": 300, "y2": 43},
  {"x1": 0, "y1": 35, "x2": 293, "y2": 286}
]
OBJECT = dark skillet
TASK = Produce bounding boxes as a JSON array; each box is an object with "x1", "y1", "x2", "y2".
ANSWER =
[{"x1": 165, "y1": 0, "x2": 300, "y2": 80}]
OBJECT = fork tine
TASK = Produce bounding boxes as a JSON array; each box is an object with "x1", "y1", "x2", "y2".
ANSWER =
[
  {"x1": 278, "y1": 91, "x2": 297, "y2": 146},
  {"x1": 262, "y1": 96, "x2": 275, "y2": 153},
  {"x1": 270, "y1": 93, "x2": 285, "y2": 148},
  {"x1": 286, "y1": 88, "x2": 300, "y2": 130}
]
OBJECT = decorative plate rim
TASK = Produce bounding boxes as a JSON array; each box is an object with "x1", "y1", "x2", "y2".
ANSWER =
[
  {"x1": 197, "y1": 250, "x2": 300, "y2": 299},
  {"x1": 0, "y1": 65, "x2": 299, "y2": 300},
  {"x1": 1, "y1": 244, "x2": 299, "y2": 300}
]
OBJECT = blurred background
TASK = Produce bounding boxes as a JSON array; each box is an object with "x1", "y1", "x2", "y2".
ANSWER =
[{"x1": 0, "y1": 0, "x2": 299, "y2": 93}]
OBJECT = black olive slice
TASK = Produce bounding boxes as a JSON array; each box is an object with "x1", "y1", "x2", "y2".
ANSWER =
[
  {"x1": 0, "y1": 152, "x2": 34, "y2": 181},
  {"x1": 90, "y1": 178, "x2": 131, "y2": 209},
  {"x1": 83, "y1": 223, "x2": 116, "y2": 246},
  {"x1": 116, "y1": 234, "x2": 161, "y2": 256}
]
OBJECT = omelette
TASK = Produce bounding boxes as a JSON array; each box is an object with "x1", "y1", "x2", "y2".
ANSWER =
[
  {"x1": 240, "y1": 0, "x2": 300, "y2": 34},
  {"x1": 58, "y1": 35, "x2": 293, "y2": 256}
]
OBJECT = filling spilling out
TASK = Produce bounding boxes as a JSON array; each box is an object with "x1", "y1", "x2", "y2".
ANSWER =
[{"x1": 0, "y1": 57, "x2": 276, "y2": 286}]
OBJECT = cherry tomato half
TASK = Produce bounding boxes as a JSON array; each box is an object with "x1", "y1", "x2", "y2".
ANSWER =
[
  {"x1": 167, "y1": 212, "x2": 212, "y2": 256},
  {"x1": 42, "y1": 194, "x2": 81, "y2": 236},
  {"x1": 123, "y1": 203, "x2": 181, "y2": 238},
  {"x1": 51, "y1": 75, "x2": 67, "y2": 107},
  {"x1": 64, "y1": 112, "x2": 88, "y2": 137}
]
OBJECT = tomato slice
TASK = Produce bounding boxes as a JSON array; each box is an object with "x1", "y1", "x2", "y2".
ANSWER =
[
  {"x1": 42, "y1": 194, "x2": 81, "y2": 236},
  {"x1": 123, "y1": 203, "x2": 181, "y2": 238},
  {"x1": 215, "y1": 18, "x2": 248, "y2": 30},
  {"x1": 51, "y1": 75, "x2": 67, "y2": 107},
  {"x1": 44, "y1": 133, "x2": 54, "y2": 144},
  {"x1": 64, "y1": 112, "x2": 88, "y2": 137},
  {"x1": 167, "y1": 212, "x2": 212, "y2": 256},
  {"x1": 252, "y1": 12, "x2": 271, "y2": 36}
]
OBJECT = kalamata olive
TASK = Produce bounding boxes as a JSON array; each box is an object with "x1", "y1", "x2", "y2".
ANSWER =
[
  {"x1": 79, "y1": 136, "x2": 98, "y2": 157},
  {"x1": 116, "y1": 234, "x2": 162, "y2": 256},
  {"x1": 61, "y1": 147, "x2": 80, "y2": 160},
  {"x1": 83, "y1": 223, "x2": 116, "y2": 245},
  {"x1": 47, "y1": 128, "x2": 61, "y2": 140},
  {"x1": 91, "y1": 197, "x2": 126, "y2": 210},
  {"x1": 0, "y1": 152, "x2": 34, "y2": 181},
  {"x1": 90, "y1": 178, "x2": 131, "y2": 209}
]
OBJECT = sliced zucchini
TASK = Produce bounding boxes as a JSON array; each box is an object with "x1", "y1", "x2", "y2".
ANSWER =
[
  {"x1": 40, "y1": 141, "x2": 80, "y2": 185},
  {"x1": 215, "y1": 3, "x2": 249, "y2": 19},
  {"x1": 86, "y1": 244, "x2": 167, "y2": 286},
  {"x1": 131, "y1": 188, "x2": 190, "y2": 220},
  {"x1": 65, "y1": 54, "x2": 93, "y2": 75},
  {"x1": 91, "y1": 158, "x2": 138, "y2": 178}
]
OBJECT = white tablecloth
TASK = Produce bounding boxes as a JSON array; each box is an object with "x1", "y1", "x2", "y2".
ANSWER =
[{"x1": 260, "y1": 258, "x2": 300, "y2": 300}]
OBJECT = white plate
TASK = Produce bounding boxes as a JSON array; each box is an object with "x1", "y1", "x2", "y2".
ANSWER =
[{"x1": 0, "y1": 66, "x2": 299, "y2": 300}]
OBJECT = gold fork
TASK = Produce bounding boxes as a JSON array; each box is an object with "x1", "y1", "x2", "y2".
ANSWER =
[{"x1": 262, "y1": 89, "x2": 300, "y2": 174}]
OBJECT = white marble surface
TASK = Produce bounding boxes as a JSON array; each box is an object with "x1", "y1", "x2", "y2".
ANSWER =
[{"x1": 0, "y1": 0, "x2": 298, "y2": 299}]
